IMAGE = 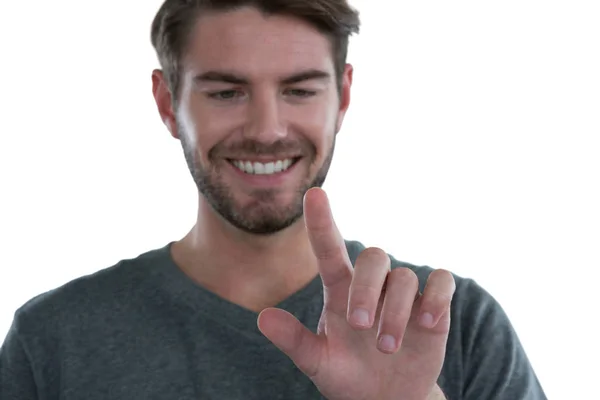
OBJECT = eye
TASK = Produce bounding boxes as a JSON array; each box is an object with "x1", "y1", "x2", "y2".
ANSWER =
[
  {"x1": 207, "y1": 90, "x2": 245, "y2": 101},
  {"x1": 285, "y1": 89, "x2": 317, "y2": 97}
]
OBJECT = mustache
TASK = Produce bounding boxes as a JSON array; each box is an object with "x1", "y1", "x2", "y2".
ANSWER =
[{"x1": 210, "y1": 139, "x2": 313, "y2": 158}]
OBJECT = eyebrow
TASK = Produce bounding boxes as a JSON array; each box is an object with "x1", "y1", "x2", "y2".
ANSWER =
[{"x1": 193, "y1": 69, "x2": 332, "y2": 85}]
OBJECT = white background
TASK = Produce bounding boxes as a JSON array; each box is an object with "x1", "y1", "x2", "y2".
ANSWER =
[{"x1": 1, "y1": 0, "x2": 599, "y2": 398}]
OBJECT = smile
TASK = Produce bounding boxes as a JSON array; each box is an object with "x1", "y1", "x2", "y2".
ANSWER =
[{"x1": 228, "y1": 158, "x2": 300, "y2": 175}]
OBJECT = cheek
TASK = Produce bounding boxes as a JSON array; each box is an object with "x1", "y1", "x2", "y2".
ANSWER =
[
  {"x1": 287, "y1": 101, "x2": 337, "y2": 152},
  {"x1": 181, "y1": 97, "x2": 245, "y2": 161}
]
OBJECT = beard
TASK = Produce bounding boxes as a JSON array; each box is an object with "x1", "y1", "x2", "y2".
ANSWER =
[{"x1": 179, "y1": 122, "x2": 336, "y2": 235}]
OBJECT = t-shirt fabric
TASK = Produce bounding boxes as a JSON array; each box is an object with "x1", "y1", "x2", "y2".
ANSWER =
[{"x1": 0, "y1": 240, "x2": 547, "y2": 399}]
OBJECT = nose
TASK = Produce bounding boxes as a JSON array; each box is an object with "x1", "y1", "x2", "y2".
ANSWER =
[{"x1": 244, "y1": 91, "x2": 287, "y2": 143}]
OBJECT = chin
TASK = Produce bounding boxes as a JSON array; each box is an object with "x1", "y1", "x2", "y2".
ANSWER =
[
  {"x1": 229, "y1": 204, "x2": 304, "y2": 235},
  {"x1": 223, "y1": 188, "x2": 306, "y2": 235}
]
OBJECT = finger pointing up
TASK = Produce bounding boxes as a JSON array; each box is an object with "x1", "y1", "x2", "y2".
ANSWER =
[{"x1": 304, "y1": 187, "x2": 354, "y2": 315}]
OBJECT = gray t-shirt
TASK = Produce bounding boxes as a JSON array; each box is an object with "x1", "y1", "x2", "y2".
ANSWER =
[{"x1": 0, "y1": 240, "x2": 546, "y2": 399}]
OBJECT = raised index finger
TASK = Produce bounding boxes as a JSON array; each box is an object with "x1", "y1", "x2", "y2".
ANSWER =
[{"x1": 304, "y1": 188, "x2": 353, "y2": 310}]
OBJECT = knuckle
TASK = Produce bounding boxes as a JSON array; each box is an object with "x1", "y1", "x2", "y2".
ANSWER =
[
  {"x1": 351, "y1": 282, "x2": 382, "y2": 300},
  {"x1": 316, "y1": 245, "x2": 343, "y2": 262},
  {"x1": 424, "y1": 291, "x2": 453, "y2": 306},
  {"x1": 426, "y1": 269, "x2": 457, "y2": 296},
  {"x1": 422, "y1": 286, "x2": 454, "y2": 310},
  {"x1": 350, "y1": 293, "x2": 380, "y2": 310},
  {"x1": 312, "y1": 239, "x2": 345, "y2": 263},
  {"x1": 379, "y1": 306, "x2": 412, "y2": 337},
  {"x1": 382, "y1": 304, "x2": 412, "y2": 322}
]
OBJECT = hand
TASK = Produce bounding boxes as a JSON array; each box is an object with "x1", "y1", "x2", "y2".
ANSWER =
[{"x1": 257, "y1": 188, "x2": 455, "y2": 400}]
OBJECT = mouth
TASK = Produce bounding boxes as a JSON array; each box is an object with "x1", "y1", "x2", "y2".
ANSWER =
[{"x1": 227, "y1": 157, "x2": 302, "y2": 175}]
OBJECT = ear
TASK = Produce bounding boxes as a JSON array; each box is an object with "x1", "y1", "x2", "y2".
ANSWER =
[
  {"x1": 335, "y1": 63, "x2": 353, "y2": 133},
  {"x1": 151, "y1": 69, "x2": 179, "y2": 139}
]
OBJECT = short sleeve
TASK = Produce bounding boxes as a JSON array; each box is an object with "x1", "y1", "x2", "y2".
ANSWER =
[
  {"x1": 0, "y1": 314, "x2": 39, "y2": 399},
  {"x1": 460, "y1": 279, "x2": 547, "y2": 399}
]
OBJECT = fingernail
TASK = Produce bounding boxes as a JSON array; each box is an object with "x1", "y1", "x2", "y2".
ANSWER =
[
  {"x1": 419, "y1": 312, "x2": 435, "y2": 328},
  {"x1": 378, "y1": 334, "x2": 397, "y2": 353},
  {"x1": 351, "y1": 308, "x2": 370, "y2": 327}
]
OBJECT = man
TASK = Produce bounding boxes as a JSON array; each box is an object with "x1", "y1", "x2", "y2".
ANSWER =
[{"x1": 0, "y1": 0, "x2": 546, "y2": 399}]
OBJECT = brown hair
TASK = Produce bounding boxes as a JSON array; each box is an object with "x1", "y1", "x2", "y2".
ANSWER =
[{"x1": 150, "y1": 0, "x2": 360, "y2": 108}]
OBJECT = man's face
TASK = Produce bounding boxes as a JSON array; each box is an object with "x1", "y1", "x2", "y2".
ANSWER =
[{"x1": 167, "y1": 7, "x2": 352, "y2": 235}]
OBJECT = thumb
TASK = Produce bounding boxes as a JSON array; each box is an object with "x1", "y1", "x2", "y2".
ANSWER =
[{"x1": 257, "y1": 308, "x2": 322, "y2": 378}]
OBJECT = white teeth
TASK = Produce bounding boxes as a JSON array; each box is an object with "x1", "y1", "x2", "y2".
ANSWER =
[
  {"x1": 274, "y1": 160, "x2": 283, "y2": 172},
  {"x1": 264, "y1": 162, "x2": 275, "y2": 174},
  {"x1": 232, "y1": 158, "x2": 295, "y2": 175},
  {"x1": 253, "y1": 162, "x2": 265, "y2": 174}
]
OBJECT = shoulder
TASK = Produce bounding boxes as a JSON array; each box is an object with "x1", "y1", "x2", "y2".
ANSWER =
[{"x1": 11, "y1": 244, "x2": 171, "y2": 340}]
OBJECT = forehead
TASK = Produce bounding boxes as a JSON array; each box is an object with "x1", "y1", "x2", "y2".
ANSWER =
[{"x1": 183, "y1": 7, "x2": 335, "y2": 80}]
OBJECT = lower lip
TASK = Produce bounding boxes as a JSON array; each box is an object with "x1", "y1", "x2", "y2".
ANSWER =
[{"x1": 226, "y1": 159, "x2": 301, "y2": 187}]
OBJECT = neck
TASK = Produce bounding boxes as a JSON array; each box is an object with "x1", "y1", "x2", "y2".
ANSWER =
[{"x1": 171, "y1": 197, "x2": 320, "y2": 312}]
